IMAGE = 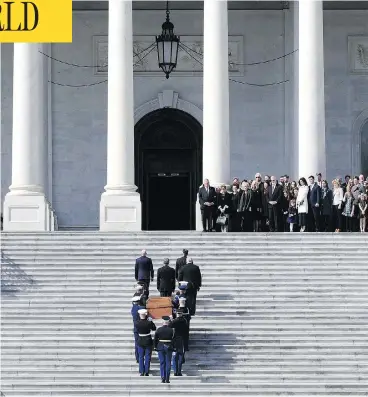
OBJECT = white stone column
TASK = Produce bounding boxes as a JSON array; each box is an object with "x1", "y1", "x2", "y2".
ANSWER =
[
  {"x1": 100, "y1": 0, "x2": 141, "y2": 231},
  {"x1": 3, "y1": 43, "x2": 52, "y2": 231},
  {"x1": 298, "y1": 0, "x2": 326, "y2": 178},
  {"x1": 203, "y1": 0, "x2": 230, "y2": 187}
]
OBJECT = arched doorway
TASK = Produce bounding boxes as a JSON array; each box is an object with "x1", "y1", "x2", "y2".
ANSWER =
[
  {"x1": 135, "y1": 108, "x2": 202, "y2": 230},
  {"x1": 361, "y1": 120, "x2": 368, "y2": 176}
]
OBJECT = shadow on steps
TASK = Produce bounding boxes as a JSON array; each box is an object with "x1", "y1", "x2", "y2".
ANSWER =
[
  {"x1": 186, "y1": 331, "x2": 240, "y2": 383},
  {"x1": 1, "y1": 252, "x2": 36, "y2": 296}
]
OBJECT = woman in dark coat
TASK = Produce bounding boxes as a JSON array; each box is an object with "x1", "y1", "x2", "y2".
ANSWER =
[
  {"x1": 321, "y1": 180, "x2": 333, "y2": 232},
  {"x1": 250, "y1": 181, "x2": 263, "y2": 232},
  {"x1": 228, "y1": 184, "x2": 240, "y2": 232},
  {"x1": 261, "y1": 181, "x2": 270, "y2": 232},
  {"x1": 216, "y1": 184, "x2": 232, "y2": 232}
]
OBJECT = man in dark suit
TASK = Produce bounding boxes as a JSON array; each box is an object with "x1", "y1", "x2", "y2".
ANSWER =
[
  {"x1": 157, "y1": 258, "x2": 176, "y2": 297},
  {"x1": 308, "y1": 175, "x2": 321, "y2": 232},
  {"x1": 135, "y1": 250, "x2": 154, "y2": 296},
  {"x1": 267, "y1": 176, "x2": 283, "y2": 232},
  {"x1": 178, "y1": 258, "x2": 202, "y2": 315},
  {"x1": 176, "y1": 249, "x2": 188, "y2": 280},
  {"x1": 198, "y1": 178, "x2": 216, "y2": 232}
]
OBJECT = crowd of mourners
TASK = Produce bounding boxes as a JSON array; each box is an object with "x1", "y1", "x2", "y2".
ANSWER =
[
  {"x1": 131, "y1": 249, "x2": 202, "y2": 383},
  {"x1": 199, "y1": 173, "x2": 368, "y2": 233}
]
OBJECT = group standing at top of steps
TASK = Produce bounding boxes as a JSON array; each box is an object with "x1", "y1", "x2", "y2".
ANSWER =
[
  {"x1": 131, "y1": 249, "x2": 202, "y2": 383},
  {"x1": 199, "y1": 173, "x2": 368, "y2": 233}
]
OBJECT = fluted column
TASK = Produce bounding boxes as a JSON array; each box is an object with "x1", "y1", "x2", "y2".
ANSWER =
[
  {"x1": 3, "y1": 43, "x2": 52, "y2": 231},
  {"x1": 203, "y1": 0, "x2": 230, "y2": 187},
  {"x1": 100, "y1": 0, "x2": 141, "y2": 231},
  {"x1": 298, "y1": 0, "x2": 326, "y2": 178}
]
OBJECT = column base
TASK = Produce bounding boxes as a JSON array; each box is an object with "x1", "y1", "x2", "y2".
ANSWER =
[
  {"x1": 3, "y1": 193, "x2": 54, "y2": 231},
  {"x1": 99, "y1": 192, "x2": 142, "y2": 231},
  {"x1": 196, "y1": 198, "x2": 203, "y2": 231}
]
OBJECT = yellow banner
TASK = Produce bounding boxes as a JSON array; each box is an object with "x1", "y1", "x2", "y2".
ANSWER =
[{"x1": 0, "y1": 0, "x2": 72, "y2": 42}]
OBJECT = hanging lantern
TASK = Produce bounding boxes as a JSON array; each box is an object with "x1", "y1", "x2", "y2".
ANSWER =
[{"x1": 155, "y1": 1, "x2": 180, "y2": 79}]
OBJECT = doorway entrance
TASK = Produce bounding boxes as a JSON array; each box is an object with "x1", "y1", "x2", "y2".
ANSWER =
[
  {"x1": 147, "y1": 173, "x2": 191, "y2": 230},
  {"x1": 135, "y1": 108, "x2": 202, "y2": 230}
]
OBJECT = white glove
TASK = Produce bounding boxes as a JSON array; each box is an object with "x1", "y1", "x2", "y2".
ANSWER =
[{"x1": 148, "y1": 317, "x2": 152, "y2": 321}]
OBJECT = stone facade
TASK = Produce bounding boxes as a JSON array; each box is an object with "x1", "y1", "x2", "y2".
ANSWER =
[{"x1": 2, "y1": 9, "x2": 368, "y2": 228}]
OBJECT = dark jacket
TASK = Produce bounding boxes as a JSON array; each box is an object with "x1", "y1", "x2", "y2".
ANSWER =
[
  {"x1": 135, "y1": 256, "x2": 154, "y2": 281},
  {"x1": 198, "y1": 186, "x2": 217, "y2": 210},
  {"x1": 216, "y1": 192, "x2": 232, "y2": 214},
  {"x1": 175, "y1": 256, "x2": 187, "y2": 280},
  {"x1": 321, "y1": 188, "x2": 333, "y2": 216},
  {"x1": 308, "y1": 183, "x2": 321, "y2": 207},
  {"x1": 267, "y1": 183, "x2": 283, "y2": 206},
  {"x1": 135, "y1": 319, "x2": 156, "y2": 347},
  {"x1": 157, "y1": 265, "x2": 176, "y2": 293},
  {"x1": 169, "y1": 316, "x2": 189, "y2": 351},
  {"x1": 250, "y1": 188, "x2": 263, "y2": 212},
  {"x1": 154, "y1": 325, "x2": 175, "y2": 350},
  {"x1": 178, "y1": 263, "x2": 202, "y2": 290},
  {"x1": 230, "y1": 191, "x2": 240, "y2": 213},
  {"x1": 238, "y1": 189, "x2": 252, "y2": 212}
]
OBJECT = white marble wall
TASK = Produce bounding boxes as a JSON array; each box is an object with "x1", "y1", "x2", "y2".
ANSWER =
[{"x1": 1, "y1": 9, "x2": 368, "y2": 228}]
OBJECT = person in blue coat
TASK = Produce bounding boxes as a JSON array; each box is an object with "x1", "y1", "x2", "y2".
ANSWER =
[
  {"x1": 131, "y1": 295, "x2": 145, "y2": 363},
  {"x1": 154, "y1": 316, "x2": 175, "y2": 383},
  {"x1": 135, "y1": 249, "x2": 154, "y2": 296}
]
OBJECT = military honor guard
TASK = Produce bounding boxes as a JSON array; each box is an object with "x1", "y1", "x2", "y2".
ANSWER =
[
  {"x1": 173, "y1": 281, "x2": 188, "y2": 308},
  {"x1": 178, "y1": 297, "x2": 191, "y2": 352},
  {"x1": 154, "y1": 316, "x2": 175, "y2": 383},
  {"x1": 135, "y1": 308, "x2": 156, "y2": 376},
  {"x1": 133, "y1": 284, "x2": 148, "y2": 306},
  {"x1": 169, "y1": 308, "x2": 189, "y2": 376},
  {"x1": 131, "y1": 295, "x2": 145, "y2": 363}
]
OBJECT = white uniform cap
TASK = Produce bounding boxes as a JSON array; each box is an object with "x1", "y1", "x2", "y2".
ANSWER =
[
  {"x1": 135, "y1": 284, "x2": 143, "y2": 290},
  {"x1": 138, "y1": 309, "x2": 148, "y2": 315},
  {"x1": 179, "y1": 281, "x2": 188, "y2": 287},
  {"x1": 132, "y1": 296, "x2": 141, "y2": 302}
]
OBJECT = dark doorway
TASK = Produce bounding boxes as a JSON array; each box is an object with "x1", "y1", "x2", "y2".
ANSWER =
[
  {"x1": 135, "y1": 109, "x2": 202, "y2": 230},
  {"x1": 148, "y1": 173, "x2": 191, "y2": 230}
]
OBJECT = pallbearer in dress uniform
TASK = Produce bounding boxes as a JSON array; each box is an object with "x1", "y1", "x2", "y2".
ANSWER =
[
  {"x1": 154, "y1": 316, "x2": 175, "y2": 383},
  {"x1": 173, "y1": 281, "x2": 188, "y2": 307},
  {"x1": 178, "y1": 297, "x2": 191, "y2": 352},
  {"x1": 131, "y1": 295, "x2": 145, "y2": 363},
  {"x1": 133, "y1": 284, "x2": 147, "y2": 306},
  {"x1": 169, "y1": 309, "x2": 189, "y2": 376},
  {"x1": 135, "y1": 309, "x2": 156, "y2": 376}
]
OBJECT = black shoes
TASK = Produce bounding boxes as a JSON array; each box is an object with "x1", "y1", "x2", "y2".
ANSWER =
[
  {"x1": 144, "y1": 373, "x2": 149, "y2": 376},
  {"x1": 140, "y1": 373, "x2": 144, "y2": 376},
  {"x1": 161, "y1": 378, "x2": 166, "y2": 383}
]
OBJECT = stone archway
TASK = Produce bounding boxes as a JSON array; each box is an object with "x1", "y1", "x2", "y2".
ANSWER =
[
  {"x1": 134, "y1": 108, "x2": 203, "y2": 230},
  {"x1": 134, "y1": 90, "x2": 203, "y2": 126}
]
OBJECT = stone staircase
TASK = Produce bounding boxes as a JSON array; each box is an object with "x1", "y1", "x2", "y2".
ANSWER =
[{"x1": 1, "y1": 232, "x2": 368, "y2": 397}]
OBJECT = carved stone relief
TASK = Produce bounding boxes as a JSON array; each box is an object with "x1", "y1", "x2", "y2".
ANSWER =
[
  {"x1": 93, "y1": 35, "x2": 244, "y2": 76},
  {"x1": 348, "y1": 36, "x2": 368, "y2": 74}
]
